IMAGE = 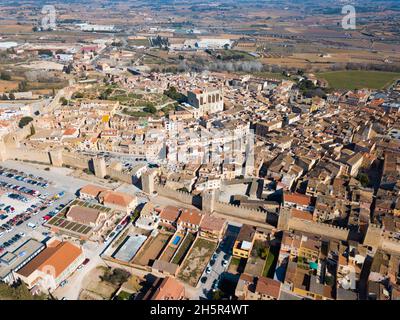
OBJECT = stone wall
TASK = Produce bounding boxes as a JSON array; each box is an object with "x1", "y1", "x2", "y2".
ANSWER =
[
  {"x1": 10, "y1": 147, "x2": 52, "y2": 164},
  {"x1": 61, "y1": 151, "x2": 91, "y2": 169},
  {"x1": 288, "y1": 217, "x2": 349, "y2": 241},
  {"x1": 154, "y1": 183, "x2": 195, "y2": 206},
  {"x1": 106, "y1": 167, "x2": 133, "y2": 184},
  {"x1": 213, "y1": 200, "x2": 267, "y2": 224}
]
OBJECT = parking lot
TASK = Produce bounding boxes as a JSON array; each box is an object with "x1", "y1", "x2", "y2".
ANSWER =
[
  {"x1": 0, "y1": 162, "x2": 82, "y2": 255},
  {"x1": 197, "y1": 223, "x2": 241, "y2": 299}
]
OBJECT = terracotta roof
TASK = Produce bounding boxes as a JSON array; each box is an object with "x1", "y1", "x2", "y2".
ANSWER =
[
  {"x1": 63, "y1": 128, "x2": 77, "y2": 136},
  {"x1": 80, "y1": 184, "x2": 108, "y2": 198},
  {"x1": 284, "y1": 192, "x2": 312, "y2": 207},
  {"x1": 17, "y1": 240, "x2": 82, "y2": 278},
  {"x1": 66, "y1": 205, "x2": 102, "y2": 225},
  {"x1": 291, "y1": 208, "x2": 313, "y2": 221},
  {"x1": 255, "y1": 277, "x2": 281, "y2": 299},
  {"x1": 99, "y1": 191, "x2": 136, "y2": 208},
  {"x1": 178, "y1": 208, "x2": 203, "y2": 226},
  {"x1": 151, "y1": 277, "x2": 185, "y2": 300},
  {"x1": 200, "y1": 214, "x2": 226, "y2": 232},
  {"x1": 159, "y1": 206, "x2": 180, "y2": 222}
]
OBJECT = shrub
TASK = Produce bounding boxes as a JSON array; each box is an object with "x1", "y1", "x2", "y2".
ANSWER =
[{"x1": 18, "y1": 116, "x2": 33, "y2": 129}]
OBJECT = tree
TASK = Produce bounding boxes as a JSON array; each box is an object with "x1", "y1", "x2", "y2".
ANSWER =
[
  {"x1": 0, "y1": 280, "x2": 47, "y2": 300},
  {"x1": 143, "y1": 105, "x2": 157, "y2": 114},
  {"x1": 18, "y1": 116, "x2": 34, "y2": 129},
  {"x1": 60, "y1": 97, "x2": 68, "y2": 106},
  {"x1": 29, "y1": 125, "x2": 36, "y2": 137},
  {"x1": 100, "y1": 268, "x2": 131, "y2": 286},
  {"x1": 0, "y1": 71, "x2": 11, "y2": 81},
  {"x1": 18, "y1": 80, "x2": 28, "y2": 92},
  {"x1": 211, "y1": 290, "x2": 223, "y2": 300},
  {"x1": 164, "y1": 86, "x2": 187, "y2": 103},
  {"x1": 9, "y1": 93, "x2": 15, "y2": 100},
  {"x1": 357, "y1": 173, "x2": 370, "y2": 187}
]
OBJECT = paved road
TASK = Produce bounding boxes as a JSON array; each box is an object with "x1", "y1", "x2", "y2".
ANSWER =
[{"x1": 195, "y1": 224, "x2": 241, "y2": 299}]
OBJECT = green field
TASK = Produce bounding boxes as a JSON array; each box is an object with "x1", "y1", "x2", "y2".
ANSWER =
[{"x1": 317, "y1": 71, "x2": 400, "y2": 90}]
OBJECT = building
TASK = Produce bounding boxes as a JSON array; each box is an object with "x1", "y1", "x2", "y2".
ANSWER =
[
  {"x1": 16, "y1": 240, "x2": 84, "y2": 292},
  {"x1": 177, "y1": 208, "x2": 203, "y2": 232},
  {"x1": 159, "y1": 206, "x2": 181, "y2": 228},
  {"x1": 199, "y1": 214, "x2": 227, "y2": 240},
  {"x1": 236, "y1": 275, "x2": 281, "y2": 300},
  {"x1": 256, "y1": 120, "x2": 283, "y2": 137},
  {"x1": 0, "y1": 239, "x2": 45, "y2": 284},
  {"x1": 187, "y1": 88, "x2": 224, "y2": 116},
  {"x1": 66, "y1": 205, "x2": 107, "y2": 227},
  {"x1": 79, "y1": 184, "x2": 108, "y2": 200},
  {"x1": 283, "y1": 192, "x2": 315, "y2": 212},
  {"x1": 233, "y1": 224, "x2": 256, "y2": 259},
  {"x1": 144, "y1": 276, "x2": 186, "y2": 300},
  {"x1": 98, "y1": 190, "x2": 137, "y2": 214}
]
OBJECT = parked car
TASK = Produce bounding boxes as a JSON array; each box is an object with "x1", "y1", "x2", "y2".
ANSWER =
[
  {"x1": 59, "y1": 280, "x2": 68, "y2": 287},
  {"x1": 27, "y1": 222, "x2": 36, "y2": 229}
]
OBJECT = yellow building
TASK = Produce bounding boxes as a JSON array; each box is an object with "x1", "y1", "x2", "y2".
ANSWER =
[{"x1": 233, "y1": 225, "x2": 256, "y2": 259}]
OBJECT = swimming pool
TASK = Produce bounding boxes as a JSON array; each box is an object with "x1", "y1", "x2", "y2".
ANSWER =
[{"x1": 172, "y1": 235, "x2": 181, "y2": 246}]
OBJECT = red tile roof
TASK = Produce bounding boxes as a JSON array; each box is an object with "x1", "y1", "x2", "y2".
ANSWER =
[
  {"x1": 151, "y1": 277, "x2": 185, "y2": 300},
  {"x1": 178, "y1": 208, "x2": 203, "y2": 226},
  {"x1": 284, "y1": 192, "x2": 312, "y2": 206},
  {"x1": 17, "y1": 240, "x2": 82, "y2": 278}
]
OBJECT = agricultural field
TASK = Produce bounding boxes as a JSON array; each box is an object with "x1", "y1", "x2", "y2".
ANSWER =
[
  {"x1": 317, "y1": 71, "x2": 400, "y2": 90},
  {"x1": 0, "y1": 80, "x2": 18, "y2": 92}
]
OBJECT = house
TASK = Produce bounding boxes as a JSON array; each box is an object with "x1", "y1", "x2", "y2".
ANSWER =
[
  {"x1": 283, "y1": 192, "x2": 314, "y2": 212},
  {"x1": 66, "y1": 205, "x2": 107, "y2": 227},
  {"x1": 233, "y1": 224, "x2": 256, "y2": 259},
  {"x1": 177, "y1": 208, "x2": 203, "y2": 232},
  {"x1": 144, "y1": 276, "x2": 186, "y2": 300},
  {"x1": 16, "y1": 240, "x2": 84, "y2": 292},
  {"x1": 199, "y1": 214, "x2": 227, "y2": 240},
  {"x1": 98, "y1": 191, "x2": 137, "y2": 214},
  {"x1": 235, "y1": 274, "x2": 281, "y2": 300},
  {"x1": 79, "y1": 184, "x2": 108, "y2": 200},
  {"x1": 250, "y1": 277, "x2": 281, "y2": 300},
  {"x1": 159, "y1": 206, "x2": 180, "y2": 229}
]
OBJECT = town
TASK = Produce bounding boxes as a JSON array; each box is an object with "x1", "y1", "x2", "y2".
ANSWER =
[{"x1": 0, "y1": 0, "x2": 399, "y2": 302}]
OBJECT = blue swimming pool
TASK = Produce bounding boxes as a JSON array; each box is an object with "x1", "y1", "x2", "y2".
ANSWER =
[{"x1": 172, "y1": 235, "x2": 181, "y2": 246}]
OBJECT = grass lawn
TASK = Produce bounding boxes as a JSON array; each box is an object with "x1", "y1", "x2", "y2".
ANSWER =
[
  {"x1": 317, "y1": 70, "x2": 400, "y2": 90},
  {"x1": 115, "y1": 290, "x2": 133, "y2": 300},
  {"x1": 262, "y1": 250, "x2": 276, "y2": 278},
  {"x1": 171, "y1": 232, "x2": 195, "y2": 265}
]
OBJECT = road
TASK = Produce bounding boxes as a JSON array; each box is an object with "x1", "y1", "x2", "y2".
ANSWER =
[{"x1": 185, "y1": 223, "x2": 241, "y2": 300}]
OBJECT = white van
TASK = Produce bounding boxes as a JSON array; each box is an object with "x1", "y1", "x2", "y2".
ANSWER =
[{"x1": 27, "y1": 222, "x2": 36, "y2": 229}]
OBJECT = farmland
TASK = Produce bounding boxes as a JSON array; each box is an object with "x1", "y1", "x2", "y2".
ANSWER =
[{"x1": 317, "y1": 71, "x2": 400, "y2": 90}]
